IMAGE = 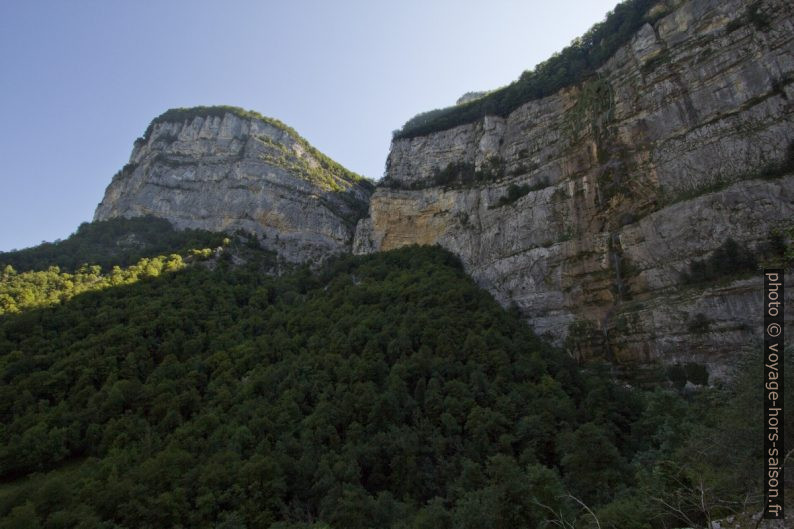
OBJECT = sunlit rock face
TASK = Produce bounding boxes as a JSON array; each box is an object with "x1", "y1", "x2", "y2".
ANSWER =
[
  {"x1": 95, "y1": 109, "x2": 373, "y2": 263},
  {"x1": 354, "y1": 0, "x2": 794, "y2": 380}
]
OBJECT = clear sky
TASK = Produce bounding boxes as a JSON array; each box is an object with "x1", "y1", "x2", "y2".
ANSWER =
[{"x1": 0, "y1": 0, "x2": 618, "y2": 252}]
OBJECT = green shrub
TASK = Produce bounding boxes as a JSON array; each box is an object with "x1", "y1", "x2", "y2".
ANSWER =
[
  {"x1": 427, "y1": 158, "x2": 505, "y2": 188},
  {"x1": 686, "y1": 313, "x2": 711, "y2": 334},
  {"x1": 681, "y1": 238, "x2": 757, "y2": 284},
  {"x1": 684, "y1": 362, "x2": 709, "y2": 386},
  {"x1": 748, "y1": 0, "x2": 770, "y2": 30},
  {"x1": 493, "y1": 183, "x2": 531, "y2": 208}
]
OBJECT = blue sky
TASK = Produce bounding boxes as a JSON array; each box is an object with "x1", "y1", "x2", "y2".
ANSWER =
[{"x1": 0, "y1": 0, "x2": 618, "y2": 252}]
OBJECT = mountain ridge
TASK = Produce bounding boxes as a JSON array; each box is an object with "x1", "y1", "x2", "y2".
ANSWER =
[
  {"x1": 94, "y1": 108, "x2": 373, "y2": 264},
  {"x1": 2, "y1": 2, "x2": 794, "y2": 525},
  {"x1": 90, "y1": 0, "x2": 794, "y2": 382}
]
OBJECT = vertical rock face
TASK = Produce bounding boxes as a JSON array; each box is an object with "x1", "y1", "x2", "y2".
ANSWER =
[
  {"x1": 355, "y1": 0, "x2": 794, "y2": 380},
  {"x1": 95, "y1": 107, "x2": 373, "y2": 263}
]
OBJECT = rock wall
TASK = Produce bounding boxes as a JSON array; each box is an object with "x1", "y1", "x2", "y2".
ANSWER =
[
  {"x1": 95, "y1": 110, "x2": 373, "y2": 263},
  {"x1": 355, "y1": 0, "x2": 794, "y2": 380}
]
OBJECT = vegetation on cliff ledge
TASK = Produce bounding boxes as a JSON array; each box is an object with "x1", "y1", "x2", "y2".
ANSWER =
[
  {"x1": 393, "y1": 0, "x2": 666, "y2": 139},
  {"x1": 0, "y1": 220, "x2": 789, "y2": 528}
]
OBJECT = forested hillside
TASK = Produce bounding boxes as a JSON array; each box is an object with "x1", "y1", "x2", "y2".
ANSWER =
[
  {"x1": 0, "y1": 230, "x2": 788, "y2": 528},
  {"x1": 0, "y1": 217, "x2": 226, "y2": 273}
]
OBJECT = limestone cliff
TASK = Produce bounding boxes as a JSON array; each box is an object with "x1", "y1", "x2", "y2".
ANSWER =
[
  {"x1": 355, "y1": 0, "x2": 794, "y2": 380},
  {"x1": 95, "y1": 107, "x2": 373, "y2": 263}
]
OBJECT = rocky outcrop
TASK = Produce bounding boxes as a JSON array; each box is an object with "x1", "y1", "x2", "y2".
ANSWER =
[
  {"x1": 355, "y1": 0, "x2": 794, "y2": 380},
  {"x1": 95, "y1": 107, "x2": 373, "y2": 263}
]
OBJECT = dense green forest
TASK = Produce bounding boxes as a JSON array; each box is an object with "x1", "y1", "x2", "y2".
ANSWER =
[
  {"x1": 0, "y1": 254, "x2": 186, "y2": 316},
  {"x1": 393, "y1": 0, "x2": 664, "y2": 139},
  {"x1": 0, "y1": 225, "x2": 790, "y2": 528},
  {"x1": 0, "y1": 217, "x2": 227, "y2": 273}
]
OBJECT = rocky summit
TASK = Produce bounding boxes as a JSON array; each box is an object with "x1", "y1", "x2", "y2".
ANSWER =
[{"x1": 95, "y1": 107, "x2": 373, "y2": 263}]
